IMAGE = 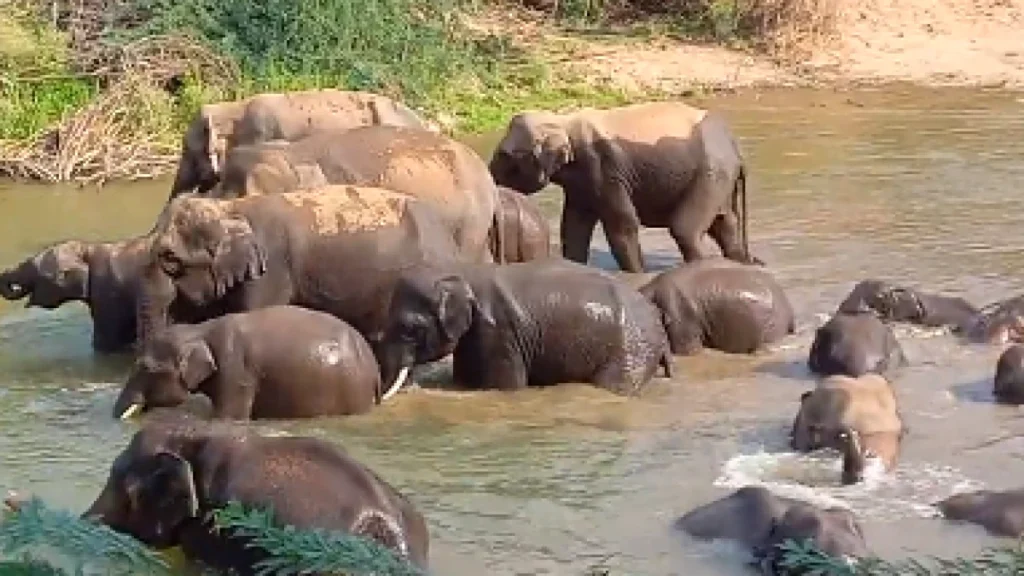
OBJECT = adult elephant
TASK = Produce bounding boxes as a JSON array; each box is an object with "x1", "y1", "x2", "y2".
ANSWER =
[
  {"x1": 376, "y1": 259, "x2": 673, "y2": 397},
  {"x1": 82, "y1": 411, "x2": 429, "y2": 574},
  {"x1": 114, "y1": 305, "x2": 382, "y2": 421},
  {"x1": 808, "y1": 312, "x2": 907, "y2": 378},
  {"x1": 134, "y1": 186, "x2": 465, "y2": 350},
  {"x1": 169, "y1": 89, "x2": 433, "y2": 199},
  {"x1": 0, "y1": 237, "x2": 217, "y2": 352},
  {"x1": 488, "y1": 186, "x2": 552, "y2": 263},
  {"x1": 790, "y1": 374, "x2": 905, "y2": 485},
  {"x1": 207, "y1": 125, "x2": 503, "y2": 264},
  {"x1": 487, "y1": 102, "x2": 760, "y2": 273},
  {"x1": 677, "y1": 486, "x2": 867, "y2": 572},
  {"x1": 638, "y1": 258, "x2": 794, "y2": 355}
]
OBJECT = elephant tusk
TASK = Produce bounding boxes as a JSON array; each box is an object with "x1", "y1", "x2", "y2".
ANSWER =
[
  {"x1": 381, "y1": 367, "x2": 410, "y2": 402},
  {"x1": 119, "y1": 403, "x2": 143, "y2": 420}
]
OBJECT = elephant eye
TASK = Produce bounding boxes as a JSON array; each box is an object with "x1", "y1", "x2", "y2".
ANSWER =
[{"x1": 159, "y1": 251, "x2": 184, "y2": 278}]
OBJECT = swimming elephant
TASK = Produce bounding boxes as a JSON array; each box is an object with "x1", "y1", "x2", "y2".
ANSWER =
[
  {"x1": 135, "y1": 186, "x2": 465, "y2": 349},
  {"x1": 993, "y1": 345, "x2": 1024, "y2": 404},
  {"x1": 0, "y1": 237, "x2": 217, "y2": 352},
  {"x1": 677, "y1": 486, "x2": 867, "y2": 574},
  {"x1": 376, "y1": 259, "x2": 673, "y2": 397},
  {"x1": 488, "y1": 185, "x2": 552, "y2": 263},
  {"x1": 82, "y1": 411, "x2": 429, "y2": 574},
  {"x1": 808, "y1": 312, "x2": 907, "y2": 378},
  {"x1": 113, "y1": 305, "x2": 381, "y2": 421},
  {"x1": 207, "y1": 125, "x2": 503, "y2": 264},
  {"x1": 169, "y1": 89, "x2": 433, "y2": 198},
  {"x1": 488, "y1": 101, "x2": 760, "y2": 273},
  {"x1": 935, "y1": 488, "x2": 1024, "y2": 538},
  {"x1": 790, "y1": 374, "x2": 905, "y2": 485},
  {"x1": 638, "y1": 258, "x2": 795, "y2": 355},
  {"x1": 964, "y1": 295, "x2": 1024, "y2": 344},
  {"x1": 836, "y1": 279, "x2": 979, "y2": 331}
]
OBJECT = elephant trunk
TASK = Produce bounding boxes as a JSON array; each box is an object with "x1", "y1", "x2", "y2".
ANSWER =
[
  {"x1": 81, "y1": 479, "x2": 119, "y2": 524},
  {"x1": 113, "y1": 385, "x2": 146, "y2": 420},
  {"x1": 0, "y1": 265, "x2": 32, "y2": 300},
  {"x1": 135, "y1": 263, "x2": 176, "y2": 346},
  {"x1": 837, "y1": 427, "x2": 867, "y2": 485}
]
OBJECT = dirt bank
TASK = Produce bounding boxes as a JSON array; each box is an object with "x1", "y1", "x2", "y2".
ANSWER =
[{"x1": 477, "y1": 0, "x2": 1024, "y2": 93}]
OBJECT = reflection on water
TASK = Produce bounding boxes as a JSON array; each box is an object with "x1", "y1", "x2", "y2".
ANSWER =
[{"x1": 0, "y1": 86, "x2": 1023, "y2": 574}]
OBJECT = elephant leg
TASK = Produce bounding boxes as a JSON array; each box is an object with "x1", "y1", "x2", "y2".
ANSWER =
[
  {"x1": 602, "y1": 217, "x2": 644, "y2": 273},
  {"x1": 560, "y1": 203, "x2": 598, "y2": 265},
  {"x1": 454, "y1": 347, "x2": 527, "y2": 391},
  {"x1": 708, "y1": 212, "x2": 749, "y2": 263},
  {"x1": 670, "y1": 176, "x2": 725, "y2": 263}
]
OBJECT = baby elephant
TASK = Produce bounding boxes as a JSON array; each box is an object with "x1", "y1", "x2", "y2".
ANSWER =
[
  {"x1": 376, "y1": 259, "x2": 673, "y2": 396},
  {"x1": 837, "y1": 279, "x2": 979, "y2": 330},
  {"x1": 790, "y1": 374, "x2": 905, "y2": 485},
  {"x1": 113, "y1": 305, "x2": 381, "y2": 420},
  {"x1": 994, "y1": 345, "x2": 1024, "y2": 404},
  {"x1": 83, "y1": 410, "x2": 429, "y2": 574},
  {"x1": 639, "y1": 258, "x2": 794, "y2": 355},
  {"x1": 935, "y1": 488, "x2": 1024, "y2": 538},
  {"x1": 488, "y1": 186, "x2": 552, "y2": 263},
  {"x1": 808, "y1": 312, "x2": 906, "y2": 378},
  {"x1": 677, "y1": 486, "x2": 867, "y2": 573}
]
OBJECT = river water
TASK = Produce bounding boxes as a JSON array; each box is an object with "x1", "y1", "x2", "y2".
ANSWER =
[{"x1": 0, "y1": 85, "x2": 1023, "y2": 575}]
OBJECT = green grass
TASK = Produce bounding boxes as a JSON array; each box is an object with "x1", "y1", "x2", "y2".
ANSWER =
[{"x1": 0, "y1": 77, "x2": 98, "y2": 140}]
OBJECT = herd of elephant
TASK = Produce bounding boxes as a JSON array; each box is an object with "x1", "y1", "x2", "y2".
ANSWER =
[{"x1": 0, "y1": 87, "x2": 1022, "y2": 575}]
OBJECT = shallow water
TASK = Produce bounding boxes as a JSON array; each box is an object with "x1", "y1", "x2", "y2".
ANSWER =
[{"x1": 1, "y1": 86, "x2": 1024, "y2": 575}]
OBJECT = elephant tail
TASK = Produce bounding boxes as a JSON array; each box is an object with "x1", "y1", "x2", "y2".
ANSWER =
[
  {"x1": 492, "y1": 191, "x2": 507, "y2": 265},
  {"x1": 660, "y1": 348, "x2": 674, "y2": 378},
  {"x1": 732, "y1": 163, "x2": 751, "y2": 262}
]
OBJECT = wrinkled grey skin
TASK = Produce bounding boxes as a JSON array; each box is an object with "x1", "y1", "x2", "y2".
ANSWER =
[
  {"x1": 169, "y1": 89, "x2": 433, "y2": 199},
  {"x1": 377, "y1": 259, "x2": 673, "y2": 397},
  {"x1": 808, "y1": 312, "x2": 907, "y2": 377},
  {"x1": 994, "y1": 345, "x2": 1024, "y2": 404},
  {"x1": 837, "y1": 279, "x2": 979, "y2": 330},
  {"x1": 638, "y1": 258, "x2": 795, "y2": 355},
  {"x1": 83, "y1": 411, "x2": 429, "y2": 574},
  {"x1": 207, "y1": 125, "x2": 504, "y2": 265},
  {"x1": 0, "y1": 237, "x2": 216, "y2": 353},
  {"x1": 488, "y1": 186, "x2": 552, "y2": 263},
  {"x1": 488, "y1": 102, "x2": 761, "y2": 273},
  {"x1": 113, "y1": 305, "x2": 381, "y2": 421},
  {"x1": 935, "y1": 488, "x2": 1024, "y2": 538},
  {"x1": 677, "y1": 486, "x2": 867, "y2": 575}
]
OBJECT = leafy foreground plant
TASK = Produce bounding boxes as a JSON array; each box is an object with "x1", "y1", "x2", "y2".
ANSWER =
[{"x1": 774, "y1": 537, "x2": 1024, "y2": 576}]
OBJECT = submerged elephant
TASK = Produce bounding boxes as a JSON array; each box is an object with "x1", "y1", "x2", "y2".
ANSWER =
[
  {"x1": 935, "y1": 488, "x2": 1024, "y2": 538},
  {"x1": 0, "y1": 237, "x2": 216, "y2": 352},
  {"x1": 790, "y1": 374, "x2": 905, "y2": 485},
  {"x1": 488, "y1": 101, "x2": 759, "y2": 273},
  {"x1": 114, "y1": 305, "x2": 381, "y2": 421},
  {"x1": 993, "y1": 345, "x2": 1024, "y2": 404},
  {"x1": 677, "y1": 486, "x2": 867, "y2": 574},
  {"x1": 135, "y1": 186, "x2": 465, "y2": 348},
  {"x1": 208, "y1": 125, "x2": 503, "y2": 264},
  {"x1": 83, "y1": 411, "x2": 429, "y2": 574},
  {"x1": 376, "y1": 259, "x2": 673, "y2": 397},
  {"x1": 169, "y1": 89, "x2": 433, "y2": 198},
  {"x1": 488, "y1": 186, "x2": 551, "y2": 263},
  {"x1": 638, "y1": 258, "x2": 794, "y2": 355},
  {"x1": 808, "y1": 312, "x2": 907, "y2": 378}
]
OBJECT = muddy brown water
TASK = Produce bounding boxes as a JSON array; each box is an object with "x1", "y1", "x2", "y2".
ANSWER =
[{"x1": 1, "y1": 86, "x2": 1023, "y2": 575}]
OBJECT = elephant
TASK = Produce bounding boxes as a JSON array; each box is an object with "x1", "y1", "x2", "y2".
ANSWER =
[
  {"x1": 790, "y1": 374, "x2": 905, "y2": 485},
  {"x1": 169, "y1": 89, "x2": 433, "y2": 199},
  {"x1": 113, "y1": 305, "x2": 381, "y2": 421},
  {"x1": 638, "y1": 258, "x2": 795, "y2": 355},
  {"x1": 677, "y1": 486, "x2": 867, "y2": 574},
  {"x1": 488, "y1": 185, "x2": 552, "y2": 263},
  {"x1": 807, "y1": 312, "x2": 907, "y2": 378},
  {"x1": 0, "y1": 237, "x2": 217, "y2": 352},
  {"x1": 487, "y1": 101, "x2": 760, "y2": 273},
  {"x1": 82, "y1": 410, "x2": 429, "y2": 574},
  {"x1": 375, "y1": 258, "x2": 673, "y2": 397},
  {"x1": 964, "y1": 295, "x2": 1024, "y2": 344},
  {"x1": 135, "y1": 186, "x2": 466, "y2": 351},
  {"x1": 206, "y1": 125, "x2": 504, "y2": 265},
  {"x1": 836, "y1": 279, "x2": 978, "y2": 331},
  {"x1": 993, "y1": 345, "x2": 1024, "y2": 404},
  {"x1": 934, "y1": 488, "x2": 1024, "y2": 538}
]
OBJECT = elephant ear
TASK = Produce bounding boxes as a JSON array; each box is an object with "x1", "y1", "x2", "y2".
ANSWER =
[
  {"x1": 536, "y1": 130, "x2": 572, "y2": 177},
  {"x1": 178, "y1": 340, "x2": 216, "y2": 390},
  {"x1": 212, "y1": 216, "x2": 267, "y2": 298},
  {"x1": 434, "y1": 275, "x2": 475, "y2": 342},
  {"x1": 125, "y1": 451, "x2": 200, "y2": 531}
]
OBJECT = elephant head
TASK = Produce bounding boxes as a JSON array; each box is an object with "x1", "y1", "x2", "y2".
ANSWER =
[
  {"x1": 0, "y1": 241, "x2": 92, "y2": 308},
  {"x1": 213, "y1": 142, "x2": 324, "y2": 199},
  {"x1": 137, "y1": 197, "x2": 267, "y2": 343},
  {"x1": 377, "y1": 269, "x2": 494, "y2": 400},
  {"x1": 489, "y1": 112, "x2": 573, "y2": 195},
  {"x1": 114, "y1": 329, "x2": 215, "y2": 420},
  {"x1": 756, "y1": 501, "x2": 867, "y2": 574},
  {"x1": 836, "y1": 279, "x2": 925, "y2": 322},
  {"x1": 994, "y1": 344, "x2": 1024, "y2": 404},
  {"x1": 83, "y1": 414, "x2": 203, "y2": 548}
]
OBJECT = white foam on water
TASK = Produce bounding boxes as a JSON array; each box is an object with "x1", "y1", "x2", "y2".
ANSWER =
[
  {"x1": 715, "y1": 450, "x2": 984, "y2": 521},
  {"x1": 77, "y1": 381, "x2": 119, "y2": 392}
]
